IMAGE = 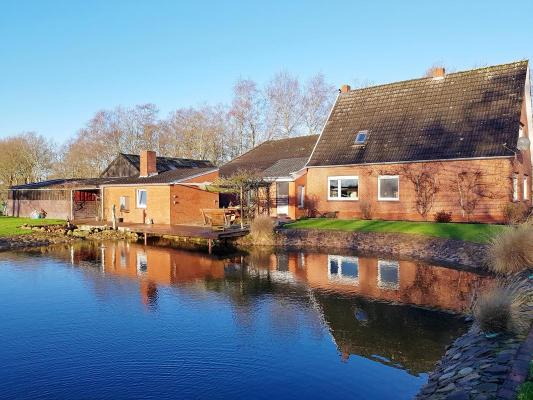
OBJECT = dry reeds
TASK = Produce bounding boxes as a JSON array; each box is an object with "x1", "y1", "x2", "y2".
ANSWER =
[
  {"x1": 473, "y1": 278, "x2": 532, "y2": 335},
  {"x1": 249, "y1": 215, "x2": 275, "y2": 245},
  {"x1": 488, "y1": 224, "x2": 533, "y2": 275}
]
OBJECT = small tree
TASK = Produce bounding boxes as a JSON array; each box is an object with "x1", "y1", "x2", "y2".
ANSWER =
[
  {"x1": 402, "y1": 163, "x2": 440, "y2": 220},
  {"x1": 450, "y1": 169, "x2": 494, "y2": 221},
  {"x1": 212, "y1": 169, "x2": 268, "y2": 228}
]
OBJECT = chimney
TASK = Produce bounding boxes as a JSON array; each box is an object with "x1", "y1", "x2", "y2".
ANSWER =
[
  {"x1": 140, "y1": 150, "x2": 157, "y2": 177},
  {"x1": 431, "y1": 67, "x2": 446, "y2": 78},
  {"x1": 340, "y1": 84, "x2": 351, "y2": 93}
]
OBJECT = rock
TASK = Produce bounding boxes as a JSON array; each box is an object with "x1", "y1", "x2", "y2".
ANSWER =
[
  {"x1": 447, "y1": 390, "x2": 469, "y2": 400},
  {"x1": 72, "y1": 230, "x2": 89, "y2": 238},
  {"x1": 439, "y1": 371, "x2": 456, "y2": 381},
  {"x1": 436, "y1": 383, "x2": 456, "y2": 393},
  {"x1": 477, "y1": 382, "x2": 498, "y2": 393},
  {"x1": 457, "y1": 367, "x2": 473, "y2": 377}
]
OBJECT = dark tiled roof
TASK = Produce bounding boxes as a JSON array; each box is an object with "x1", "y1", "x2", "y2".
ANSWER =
[
  {"x1": 101, "y1": 167, "x2": 217, "y2": 185},
  {"x1": 261, "y1": 157, "x2": 309, "y2": 178},
  {"x1": 121, "y1": 154, "x2": 214, "y2": 172},
  {"x1": 308, "y1": 61, "x2": 529, "y2": 166},
  {"x1": 10, "y1": 178, "x2": 119, "y2": 190},
  {"x1": 219, "y1": 135, "x2": 319, "y2": 177}
]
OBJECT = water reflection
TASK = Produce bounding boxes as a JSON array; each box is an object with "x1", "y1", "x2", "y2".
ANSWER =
[{"x1": 34, "y1": 241, "x2": 492, "y2": 376}]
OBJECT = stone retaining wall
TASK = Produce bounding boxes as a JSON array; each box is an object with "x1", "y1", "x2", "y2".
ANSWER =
[{"x1": 277, "y1": 229, "x2": 488, "y2": 269}]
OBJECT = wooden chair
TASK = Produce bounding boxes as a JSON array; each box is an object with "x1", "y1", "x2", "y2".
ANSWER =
[{"x1": 201, "y1": 209, "x2": 229, "y2": 231}]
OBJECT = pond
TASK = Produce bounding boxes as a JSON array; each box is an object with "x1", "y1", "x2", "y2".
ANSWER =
[{"x1": 0, "y1": 242, "x2": 493, "y2": 399}]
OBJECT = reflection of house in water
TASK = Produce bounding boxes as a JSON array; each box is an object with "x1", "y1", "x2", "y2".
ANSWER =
[
  {"x1": 269, "y1": 252, "x2": 491, "y2": 313},
  {"x1": 62, "y1": 242, "x2": 491, "y2": 375}
]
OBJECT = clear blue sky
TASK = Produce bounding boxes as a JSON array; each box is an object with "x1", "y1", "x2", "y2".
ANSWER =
[{"x1": 1, "y1": 0, "x2": 532, "y2": 143}]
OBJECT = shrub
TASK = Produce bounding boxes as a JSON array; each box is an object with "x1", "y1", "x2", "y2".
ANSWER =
[
  {"x1": 489, "y1": 224, "x2": 533, "y2": 274},
  {"x1": 434, "y1": 210, "x2": 452, "y2": 223},
  {"x1": 473, "y1": 279, "x2": 531, "y2": 335},
  {"x1": 249, "y1": 215, "x2": 275, "y2": 245},
  {"x1": 360, "y1": 200, "x2": 373, "y2": 220},
  {"x1": 502, "y1": 202, "x2": 530, "y2": 225}
]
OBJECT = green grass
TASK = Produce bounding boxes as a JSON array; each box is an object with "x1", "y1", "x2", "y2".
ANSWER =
[
  {"x1": 0, "y1": 216, "x2": 65, "y2": 237},
  {"x1": 518, "y1": 362, "x2": 533, "y2": 400},
  {"x1": 283, "y1": 218, "x2": 507, "y2": 243}
]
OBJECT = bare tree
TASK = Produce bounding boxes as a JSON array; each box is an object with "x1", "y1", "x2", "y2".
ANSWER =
[
  {"x1": 402, "y1": 163, "x2": 440, "y2": 220},
  {"x1": 264, "y1": 71, "x2": 304, "y2": 139},
  {"x1": 301, "y1": 73, "x2": 336, "y2": 135},
  {"x1": 450, "y1": 169, "x2": 494, "y2": 221},
  {"x1": 228, "y1": 79, "x2": 263, "y2": 156}
]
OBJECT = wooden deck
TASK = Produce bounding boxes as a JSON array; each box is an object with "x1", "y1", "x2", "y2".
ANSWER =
[{"x1": 73, "y1": 220, "x2": 249, "y2": 240}]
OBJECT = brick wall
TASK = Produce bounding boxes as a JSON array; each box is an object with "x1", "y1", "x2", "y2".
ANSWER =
[
  {"x1": 170, "y1": 185, "x2": 219, "y2": 224},
  {"x1": 103, "y1": 186, "x2": 171, "y2": 224},
  {"x1": 305, "y1": 157, "x2": 530, "y2": 223},
  {"x1": 8, "y1": 199, "x2": 71, "y2": 219}
]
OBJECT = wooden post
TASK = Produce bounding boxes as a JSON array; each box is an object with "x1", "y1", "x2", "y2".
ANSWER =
[
  {"x1": 208, "y1": 239, "x2": 212, "y2": 254},
  {"x1": 111, "y1": 204, "x2": 117, "y2": 230},
  {"x1": 144, "y1": 232, "x2": 148, "y2": 246}
]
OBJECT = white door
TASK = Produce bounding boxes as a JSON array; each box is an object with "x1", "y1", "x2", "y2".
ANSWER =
[{"x1": 276, "y1": 182, "x2": 289, "y2": 216}]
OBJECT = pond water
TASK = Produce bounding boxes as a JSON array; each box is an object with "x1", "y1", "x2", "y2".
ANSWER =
[{"x1": 0, "y1": 242, "x2": 493, "y2": 400}]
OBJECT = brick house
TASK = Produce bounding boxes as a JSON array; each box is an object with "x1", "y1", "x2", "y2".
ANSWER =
[
  {"x1": 219, "y1": 135, "x2": 318, "y2": 220},
  {"x1": 8, "y1": 151, "x2": 219, "y2": 224},
  {"x1": 303, "y1": 61, "x2": 533, "y2": 223},
  {"x1": 100, "y1": 151, "x2": 219, "y2": 225}
]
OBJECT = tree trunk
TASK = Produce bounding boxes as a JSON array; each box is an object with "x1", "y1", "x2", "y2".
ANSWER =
[{"x1": 240, "y1": 187, "x2": 244, "y2": 229}]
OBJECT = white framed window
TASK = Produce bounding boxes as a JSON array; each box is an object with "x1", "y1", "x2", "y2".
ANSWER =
[
  {"x1": 378, "y1": 260, "x2": 400, "y2": 290},
  {"x1": 119, "y1": 196, "x2": 130, "y2": 211},
  {"x1": 524, "y1": 176, "x2": 529, "y2": 200},
  {"x1": 136, "y1": 251, "x2": 147, "y2": 275},
  {"x1": 513, "y1": 174, "x2": 519, "y2": 202},
  {"x1": 297, "y1": 185, "x2": 305, "y2": 208},
  {"x1": 328, "y1": 176, "x2": 359, "y2": 200},
  {"x1": 328, "y1": 255, "x2": 359, "y2": 284},
  {"x1": 378, "y1": 175, "x2": 399, "y2": 201},
  {"x1": 136, "y1": 189, "x2": 147, "y2": 208}
]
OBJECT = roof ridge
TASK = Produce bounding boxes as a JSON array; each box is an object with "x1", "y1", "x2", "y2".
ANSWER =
[{"x1": 342, "y1": 60, "x2": 529, "y2": 95}]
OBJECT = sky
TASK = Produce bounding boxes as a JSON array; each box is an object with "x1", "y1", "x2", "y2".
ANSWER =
[{"x1": 1, "y1": 0, "x2": 532, "y2": 143}]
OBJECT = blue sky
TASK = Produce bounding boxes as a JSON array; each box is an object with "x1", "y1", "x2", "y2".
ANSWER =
[{"x1": 1, "y1": 0, "x2": 532, "y2": 143}]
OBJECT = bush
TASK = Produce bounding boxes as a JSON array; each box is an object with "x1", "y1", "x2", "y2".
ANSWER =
[
  {"x1": 249, "y1": 215, "x2": 275, "y2": 245},
  {"x1": 434, "y1": 210, "x2": 452, "y2": 223},
  {"x1": 473, "y1": 279, "x2": 531, "y2": 335},
  {"x1": 360, "y1": 200, "x2": 373, "y2": 220},
  {"x1": 489, "y1": 224, "x2": 533, "y2": 274},
  {"x1": 502, "y1": 202, "x2": 530, "y2": 225}
]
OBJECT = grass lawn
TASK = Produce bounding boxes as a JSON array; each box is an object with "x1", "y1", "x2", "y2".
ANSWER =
[
  {"x1": 283, "y1": 218, "x2": 507, "y2": 243},
  {"x1": 518, "y1": 362, "x2": 533, "y2": 400},
  {"x1": 0, "y1": 216, "x2": 65, "y2": 237}
]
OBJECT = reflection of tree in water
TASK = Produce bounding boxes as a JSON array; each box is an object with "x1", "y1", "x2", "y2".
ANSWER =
[{"x1": 141, "y1": 280, "x2": 158, "y2": 310}]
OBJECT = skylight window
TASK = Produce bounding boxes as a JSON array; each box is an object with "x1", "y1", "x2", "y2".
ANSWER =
[{"x1": 354, "y1": 130, "x2": 368, "y2": 145}]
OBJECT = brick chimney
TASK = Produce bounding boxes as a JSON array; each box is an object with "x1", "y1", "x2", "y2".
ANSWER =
[
  {"x1": 431, "y1": 67, "x2": 446, "y2": 78},
  {"x1": 340, "y1": 84, "x2": 351, "y2": 93},
  {"x1": 140, "y1": 150, "x2": 157, "y2": 177}
]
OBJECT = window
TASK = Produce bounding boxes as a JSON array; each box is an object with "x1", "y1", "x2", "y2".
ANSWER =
[
  {"x1": 297, "y1": 185, "x2": 305, "y2": 208},
  {"x1": 378, "y1": 175, "x2": 399, "y2": 201},
  {"x1": 378, "y1": 260, "x2": 400, "y2": 290},
  {"x1": 328, "y1": 176, "x2": 359, "y2": 200},
  {"x1": 136, "y1": 189, "x2": 147, "y2": 208},
  {"x1": 513, "y1": 174, "x2": 519, "y2": 202},
  {"x1": 524, "y1": 176, "x2": 529, "y2": 200},
  {"x1": 136, "y1": 252, "x2": 147, "y2": 275},
  {"x1": 519, "y1": 125, "x2": 524, "y2": 138},
  {"x1": 119, "y1": 196, "x2": 130, "y2": 211},
  {"x1": 328, "y1": 255, "x2": 359, "y2": 283},
  {"x1": 354, "y1": 130, "x2": 368, "y2": 145}
]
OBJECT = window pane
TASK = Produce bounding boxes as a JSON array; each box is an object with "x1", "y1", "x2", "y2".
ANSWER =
[
  {"x1": 138, "y1": 190, "x2": 147, "y2": 206},
  {"x1": 329, "y1": 258, "x2": 339, "y2": 275},
  {"x1": 341, "y1": 258, "x2": 358, "y2": 278},
  {"x1": 378, "y1": 260, "x2": 399, "y2": 289},
  {"x1": 340, "y1": 178, "x2": 358, "y2": 198},
  {"x1": 329, "y1": 179, "x2": 339, "y2": 198},
  {"x1": 380, "y1": 177, "x2": 399, "y2": 199}
]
